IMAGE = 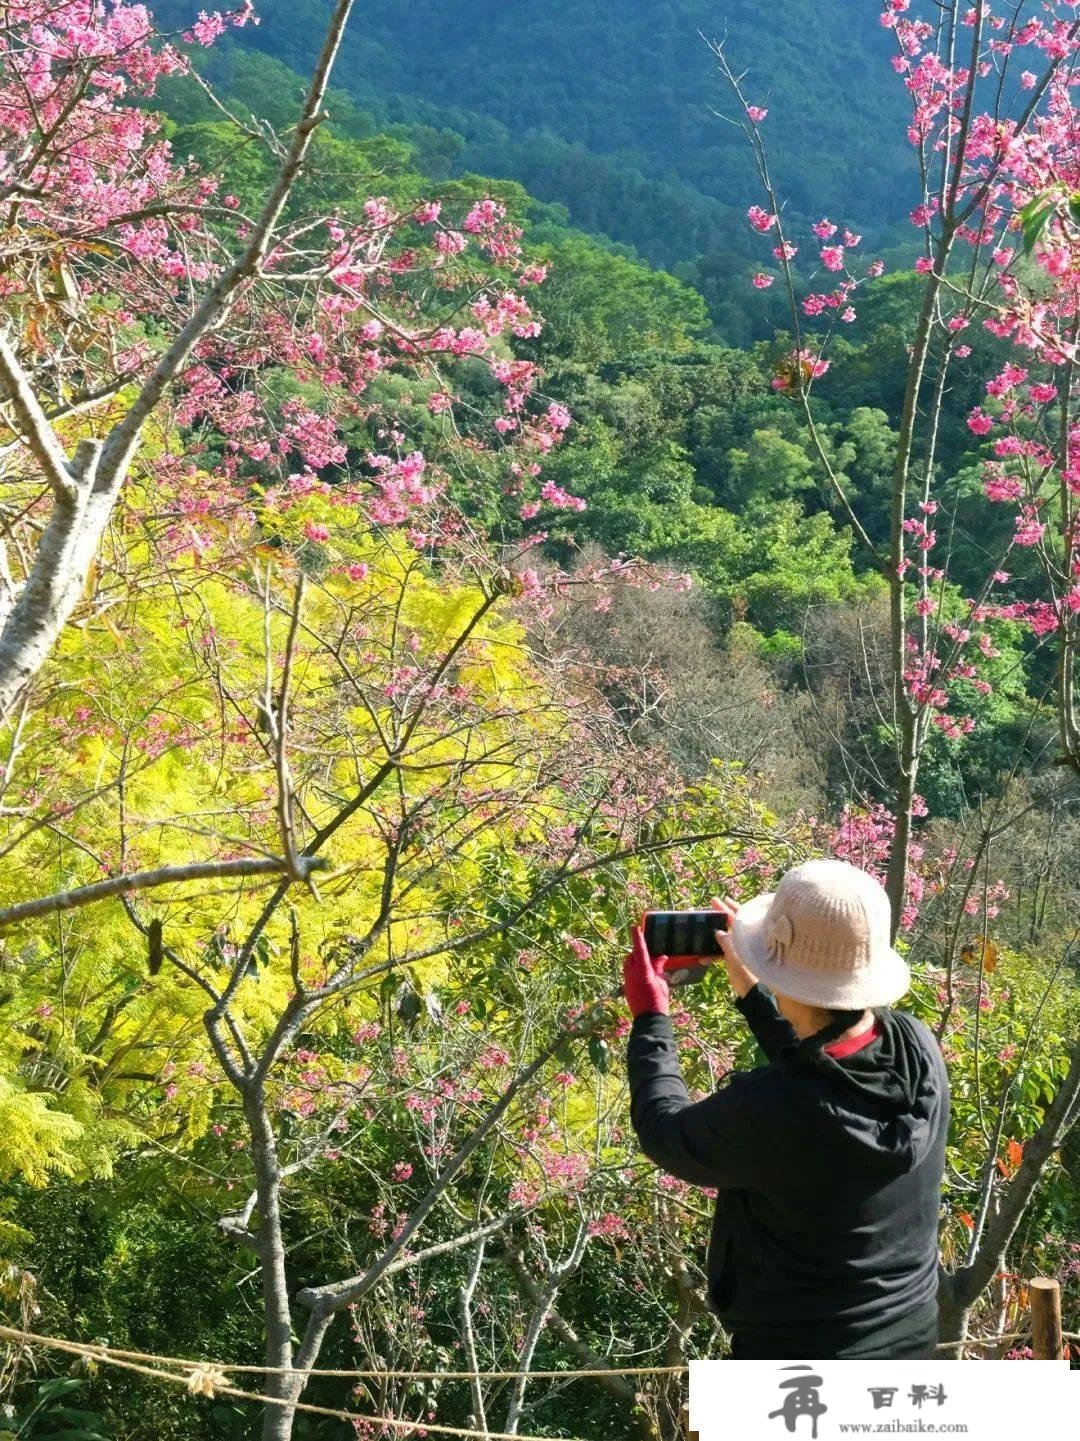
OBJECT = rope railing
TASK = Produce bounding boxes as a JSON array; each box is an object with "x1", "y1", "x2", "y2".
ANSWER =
[
  {"x1": 934, "y1": 1331, "x2": 1028, "y2": 1351},
  {"x1": 4, "y1": 1320, "x2": 1072, "y2": 1378},
  {"x1": 0, "y1": 1326, "x2": 688, "y2": 1382},
  {"x1": 0, "y1": 1324, "x2": 591, "y2": 1441},
  {"x1": 1, "y1": 1305, "x2": 1075, "y2": 1440}
]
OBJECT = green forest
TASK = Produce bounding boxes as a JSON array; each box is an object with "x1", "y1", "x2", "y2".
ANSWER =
[
  {"x1": 0, "y1": 4, "x2": 1077, "y2": 1441},
  {"x1": 158, "y1": 0, "x2": 916, "y2": 261},
  {"x1": 151, "y1": 23, "x2": 1044, "y2": 815}
]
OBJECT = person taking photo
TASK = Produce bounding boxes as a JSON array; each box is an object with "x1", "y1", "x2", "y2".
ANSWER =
[{"x1": 623, "y1": 858, "x2": 949, "y2": 1360}]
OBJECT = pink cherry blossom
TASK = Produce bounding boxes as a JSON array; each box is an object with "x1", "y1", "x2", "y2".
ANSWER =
[{"x1": 1014, "y1": 509, "x2": 1045, "y2": 546}]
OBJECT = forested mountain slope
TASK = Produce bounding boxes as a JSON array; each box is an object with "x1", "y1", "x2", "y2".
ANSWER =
[{"x1": 157, "y1": 0, "x2": 914, "y2": 267}]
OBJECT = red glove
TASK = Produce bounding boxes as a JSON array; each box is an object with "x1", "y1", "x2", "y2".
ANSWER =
[{"x1": 622, "y1": 926, "x2": 670, "y2": 1018}]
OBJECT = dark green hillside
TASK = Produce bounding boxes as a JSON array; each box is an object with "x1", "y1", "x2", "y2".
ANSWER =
[{"x1": 157, "y1": 0, "x2": 915, "y2": 266}]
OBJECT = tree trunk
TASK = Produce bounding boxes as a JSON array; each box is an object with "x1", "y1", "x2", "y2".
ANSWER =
[
  {"x1": 503, "y1": 1225, "x2": 589, "y2": 1436},
  {"x1": 885, "y1": 716, "x2": 919, "y2": 942},
  {"x1": 936, "y1": 1271, "x2": 969, "y2": 1352},
  {"x1": 245, "y1": 1093, "x2": 302, "y2": 1441},
  {"x1": 938, "y1": 1042, "x2": 1080, "y2": 1349},
  {"x1": 460, "y1": 1242, "x2": 490, "y2": 1440},
  {"x1": 0, "y1": 444, "x2": 119, "y2": 722},
  {"x1": 882, "y1": 236, "x2": 950, "y2": 937}
]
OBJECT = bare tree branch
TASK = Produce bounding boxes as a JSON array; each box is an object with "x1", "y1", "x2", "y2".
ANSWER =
[{"x1": 0, "y1": 854, "x2": 326, "y2": 929}]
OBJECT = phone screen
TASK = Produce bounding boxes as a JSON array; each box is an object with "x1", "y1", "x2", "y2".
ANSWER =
[{"x1": 642, "y1": 910, "x2": 726, "y2": 959}]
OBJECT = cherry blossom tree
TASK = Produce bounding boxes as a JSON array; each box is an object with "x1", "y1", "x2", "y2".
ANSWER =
[
  {"x1": 0, "y1": 0, "x2": 586, "y2": 720},
  {"x1": 716, "y1": 0, "x2": 1080, "y2": 1344},
  {"x1": 0, "y1": 0, "x2": 579, "y2": 915}
]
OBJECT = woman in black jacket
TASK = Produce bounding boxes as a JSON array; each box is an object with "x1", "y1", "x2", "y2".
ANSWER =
[{"x1": 624, "y1": 858, "x2": 949, "y2": 1360}]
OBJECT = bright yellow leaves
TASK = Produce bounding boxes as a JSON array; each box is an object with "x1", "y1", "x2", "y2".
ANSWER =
[{"x1": 0, "y1": 482, "x2": 573, "y2": 1182}]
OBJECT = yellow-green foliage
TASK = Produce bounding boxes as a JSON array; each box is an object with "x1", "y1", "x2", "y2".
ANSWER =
[
  {"x1": 0, "y1": 477, "x2": 582, "y2": 1182},
  {"x1": 0, "y1": 1079, "x2": 82, "y2": 1186}
]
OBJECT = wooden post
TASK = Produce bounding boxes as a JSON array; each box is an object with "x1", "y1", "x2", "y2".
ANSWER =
[{"x1": 1029, "y1": 1276, "x2": 1064, "y2": 1360}]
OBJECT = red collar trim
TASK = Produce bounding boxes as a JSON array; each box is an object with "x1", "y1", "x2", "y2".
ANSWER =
[{"x1": 823, "y1": 1017, "x2": 883, "y2": 1059}]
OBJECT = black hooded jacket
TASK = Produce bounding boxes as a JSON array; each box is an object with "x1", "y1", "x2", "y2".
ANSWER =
[{"x1": 627, "y1": 985, "x2": 949, "y2": 1353}]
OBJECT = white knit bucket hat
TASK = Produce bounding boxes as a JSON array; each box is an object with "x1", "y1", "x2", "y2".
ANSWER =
[{"x1": 731, "y1": 857, "x2": 910, "y2": 1010}]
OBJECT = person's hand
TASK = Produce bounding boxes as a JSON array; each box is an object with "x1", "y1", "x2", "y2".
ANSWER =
[
  {"x1": 710, "y1": 896, "x2": 758, "y2": 999},
  {"x1": 622, "y1": 925, "x2": 670, "y2": 1018}
]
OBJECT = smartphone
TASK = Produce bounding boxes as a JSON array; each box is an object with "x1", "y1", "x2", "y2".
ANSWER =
[{"x1": 641, "y1": 910, "x2": 727, "y2": 987}]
